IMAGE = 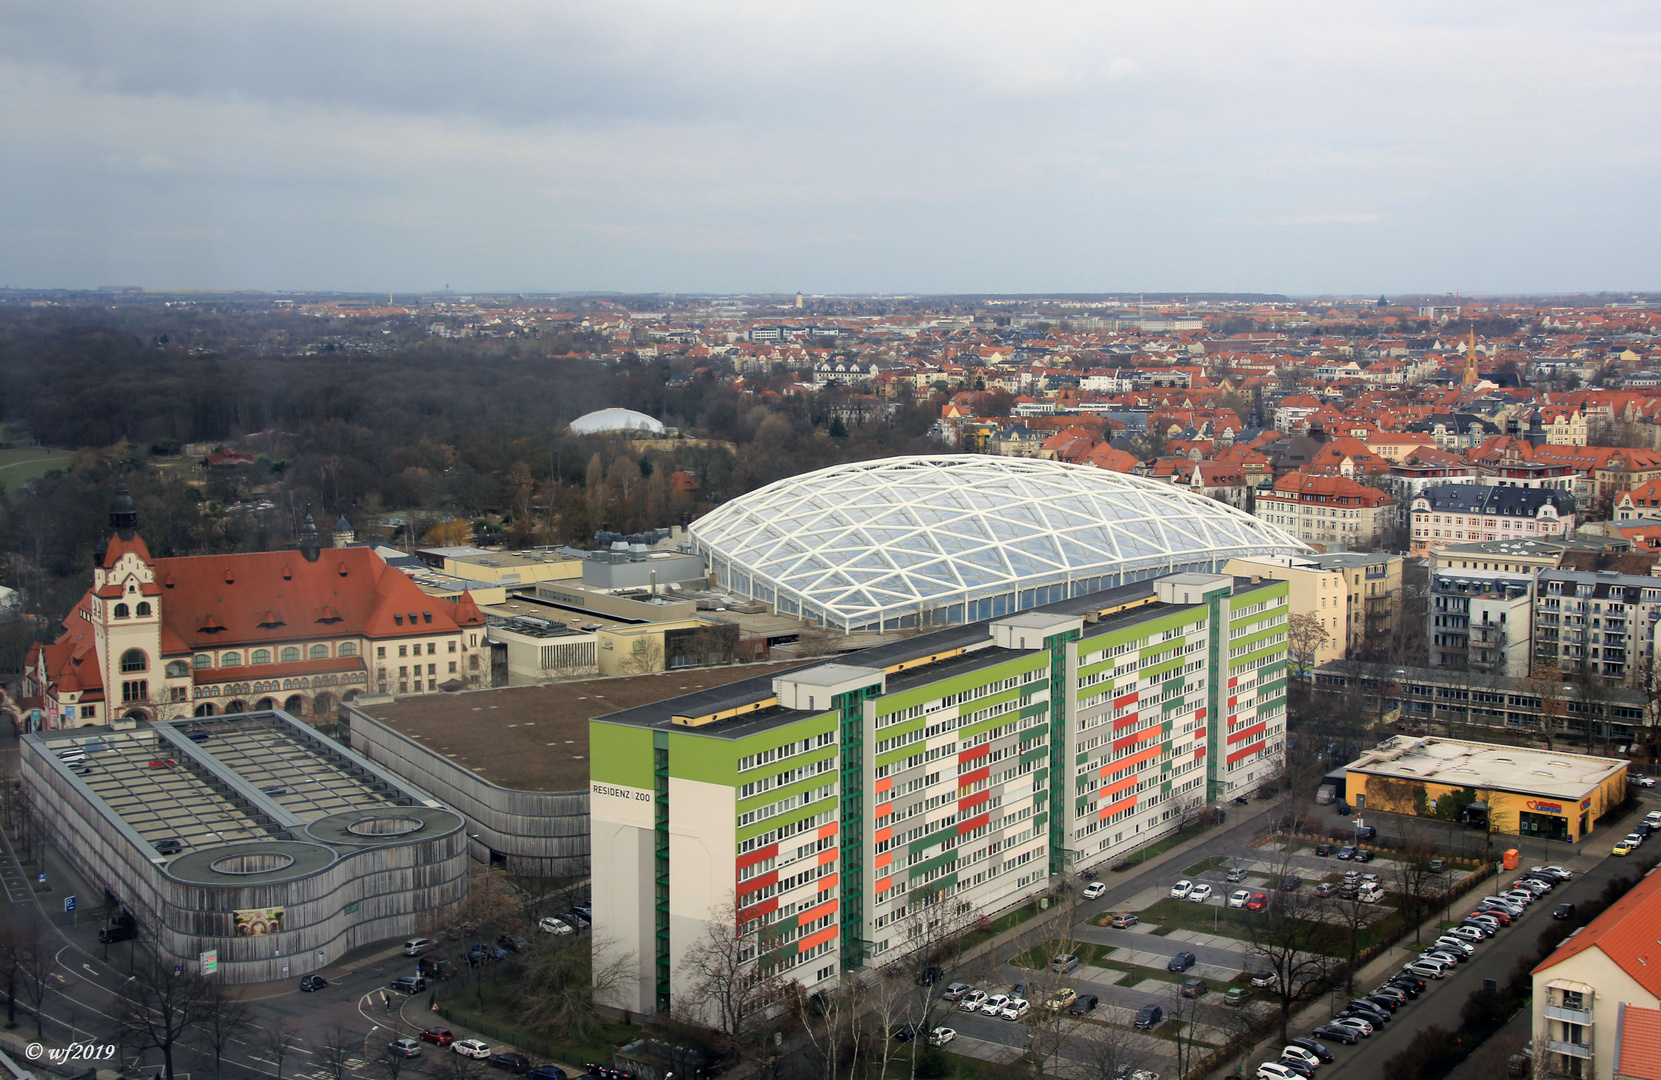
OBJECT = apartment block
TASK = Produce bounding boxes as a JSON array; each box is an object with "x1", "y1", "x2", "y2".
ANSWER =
[
  {"x1": 1534, "y1": 569, "x2": 1661, "y2": 686},
  {"x1": 1427, "y1": 569, "x2": 1534, "y2": 676},
  {"x1": 588, "y1": 573, "x2": 1289, "y2": 1022}
]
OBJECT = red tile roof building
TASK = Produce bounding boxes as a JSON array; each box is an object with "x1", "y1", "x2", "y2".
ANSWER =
[
  {"x1": 16, "y1": 480, "x2": 486, "y2": 730},
  {"x1": 1532, "y1": 867, "x2": 1661, "y2": 1079},
  {"x1": 1254, "y1": 472, "x2": 1396, "y2": 547}
]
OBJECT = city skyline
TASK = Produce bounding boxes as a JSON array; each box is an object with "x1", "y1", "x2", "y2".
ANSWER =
[{"x1": 2, "y1": 2, "x2": 1657, "y2": 295}]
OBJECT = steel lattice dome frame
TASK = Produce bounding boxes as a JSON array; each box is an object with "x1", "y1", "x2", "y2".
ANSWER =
[{"x1": 689, "y1": 455, "x2": 1311, "y2": 632}]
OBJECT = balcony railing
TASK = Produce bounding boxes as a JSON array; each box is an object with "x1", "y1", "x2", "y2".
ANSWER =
[
  {"x1": 1548, "y1": 1039, "x2": 1592, "y2": 1059},
  {"x1": 1545, "y1": 1004, "x2": 1593, "y2": 1025}
]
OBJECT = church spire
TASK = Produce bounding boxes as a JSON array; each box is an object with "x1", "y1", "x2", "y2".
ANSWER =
[{"x1": 110, "y1": 474, "x2": 138, "y2": 540}]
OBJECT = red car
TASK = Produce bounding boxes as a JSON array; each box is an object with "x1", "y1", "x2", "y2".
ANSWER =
[
  {"x1": 1469, "y1": 909, "x2": 1511, "y2": 925},
  {"x1": 1245, "y1": 892, "x2": 1268, "y2": 912},
  {"x1": 147, "y1": 760, "x2": 176, "y2": 768},
  {"x1": 419, "y1": 1029, "x2": 456, "y2": 1047}
]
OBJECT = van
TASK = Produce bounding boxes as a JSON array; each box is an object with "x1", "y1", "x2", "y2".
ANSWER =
[
  {"x1": 1316, "y1": 785, "x2": 1336, "y2": 805},
  {"x1": 403, "y1": 938, "x2": 437, "y2": 957},
  {"x1": 1404, "y1": 959, "x2": 1448, "y2": 979}
]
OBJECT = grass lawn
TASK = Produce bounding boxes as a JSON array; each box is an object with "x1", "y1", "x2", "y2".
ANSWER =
[
  {"x1": 437, "y1": 973, "x2": 635, "y2": 1069},
  {"x1": 959, "y1": 899, "x2": 1049, "y2": 952},
  {"x1": 1183, "y1": 854, "x2": 1233, "y2": 877},
  {"x1": 0, "y1": 447, "x2": 74, "y2": 489},
  {"x1": 1111, "y1": 822, "x2": 1215, "y2": 870},
  {"x1": 945, "y1": 1052, "x2": 1032, "y2": 1079}
]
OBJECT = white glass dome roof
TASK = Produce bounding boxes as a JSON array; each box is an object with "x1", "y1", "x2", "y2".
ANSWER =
[
  {"x1": 568, "y1": 408, "x2": 666, "y2": 436},
  {"x1": 689, "y1": 455, "x2": 1310, "y2": 632}
]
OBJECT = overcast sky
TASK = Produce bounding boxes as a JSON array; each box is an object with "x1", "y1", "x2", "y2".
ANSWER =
[{"x1": 2, "y1": 1, "x2": 1656, "y2": 295}]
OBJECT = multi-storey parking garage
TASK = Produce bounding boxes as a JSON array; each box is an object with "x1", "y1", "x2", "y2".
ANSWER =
[{"x1": 21, "y1": 710, "x2": 467, "y2": 983}]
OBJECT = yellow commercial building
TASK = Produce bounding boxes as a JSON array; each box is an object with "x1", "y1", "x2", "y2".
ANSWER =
[{"x1": 1345, "y1": 736, "x2": 1628, "y2": 844}]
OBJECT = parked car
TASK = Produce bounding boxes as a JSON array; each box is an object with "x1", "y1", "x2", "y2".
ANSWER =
[
  {"x1": 1251, "y1": 970, "x2": 1276, "y2": 988},
  {"x1": 1404, "y1": 960, "x2": 1449, "y2": 979},
  {"x1": 978, "y1": 994, "x2": 1011, "y2": 1015},
  {"x1": 1356, "y1": 825, "x2": 1377, "y2": 840},
  {"x1": 1354, "y1": 848, "x2": 1375, "y2": 863},
  {"x1": 1110, "y1": 912, "x2": 1140, "y2": 929},
  {"x1": 538, "y1": 916, "x2": 574, "y2": 935},
  {"x1": 1226, "y1": 866, "x2": 1249, "y2": 882},
  {"x1": 927, "y1": 1028, "x2": 956, "y2": 1047},
  {"x1": 1613, "y1": 840, "x2": 1636, "y2": 857},
  {"x1": 1167, "y1": 952, "x2": 1197, "y2": 972},
  {"x1": 403, "y1": 938, "x2": 437, "y2": 957},
  {"x1": 1133, "y1": 1003, "x2": 1164, "y2": 1030},
  {"x1": 526, "y1": 1067, "x2": 566, "y2": 1080},
  {"x1": 1224, "y1": 987, "x2": 1251, "y2": 1006},
  {"x1": 389, "y1": 976, "x2": 428, "y2": 994},
  {"x1": 1554, "y1": 903, "x2": 1576, "y2": 920},
  {"x1": 419, "y1": 1029, "x2": 456, "y2": 1047},
  {"x1": 1169, "y1": 880, "x2": 1194, "y2": 899},
  {"x1": 1530, "y1": 865, "x2": 1573, "y2": 881},
  {"x1": 1314, "y1": 882, "x2": 1338, "y2": 897},
  {"x1": 98, "y1": 925, "x2": 135, "y2": 944},
  {"x1": 1256, "y1": 1063, "x2": 1307, "y2": 1080},
  {"x1": 1315, "y1": 842, "x2": 1334, "y2": 857},
  {"x1": 1633, "y1": 774, "x2": 1656, "y2": 787},
  {"x1": 299, "y1": 975, "x2": 329, "y2": 992},
  {"x1": 498, "y1": 934, "x2": 530, "y2": 954},
  {"x1": 1188, "y1": 884, "x2": 1214, "y2": 904},
  {"x1": 1331, "y1": 1016, "x2": 1374, "y2": 1037},
  {"x1": 1067, "y1": 994, "x2": 1099, "y2": 1015},
  {"x1": 1312, "y1": 1024, "x2": 1360, "y2": 1044},
  {"x1": 1051, "y1": 954, "x2": 1080, "y2": 974},
  {"x1": 1043, "y1": 987, "x2": 1078, "y2": 1011},
  {"x1": 1246, "y1": 892, "x2": 1269, "y2": 911},
  {"x1": 1290, "y1": 1036, "x2": 1335, "y2": 1062},
  {"x1": 153, "y1": 838, "x2": 183, "y2": 856},
  {"x1": 453, "y1": 1041, "x2": 491, "y2": 1060},
  {"x1": 942, "y1": 982, "x2": 973, "y2": 1001},
  {"x1": 1082, "y1": 881, "x2": 1107, "y2": 900},
  {"x1": 1180, "y1": 978, "x2": 1209, "y2": 998},
  {"x1": 1281, "y1": 876, "x2": 1303, "y2": 891},
  {"x1": 1000, "y1": 999, "x2": 1030, "y2": 1021},
  {"x1": 1428, "y1": 858, "x2": 1448, "y2": 873},
  {"x1": 488, "y1": 1053, "x2": 530, "y2": 1073},
  {"x1": 1282, "y1": 1046, "x2": 1324, "y2": 1072},
  {"x1": 1228, "y1": 889, "x2": 1252, "y2": 908},
  {"x1": 388, "y1": 1039, "x2": 422, "y2": 1058},
  {"x1": 1336, "y1": 845, "x2": 1356, "y2": 860},
  {"x1": 957, "y1": 989, "x2": 988, "y2": 1011}
]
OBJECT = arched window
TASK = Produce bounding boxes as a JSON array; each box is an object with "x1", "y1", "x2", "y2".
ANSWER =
[
  {"x1": 251, "y1": 649, "x2": 272, "y2": 665},
  {"x1": 135, "y1": 602, "x2": 152, "y2": 617},
  {"x1": 113, "y1": 603, "x2": 130, "y2": 619},
  {"x1": 120, "y1": 649, "x2": 148, "y2": 673},
  {"x1": 222, "y1": 652, "x2": 241, "y2": 667},
  {"x1": 309, "y1": 644, "x2": 329, "y2": 659},
  {"x1": 280, "y1": 646, "x2": 301, "y2": 663},
  {"x1": 338, "y1": 642, "x2": 357, "y2": 657},
  {"x1": 194, "y1": 654, "x2": 212, "y2": 669},
  {"x1": 165, "y1": 660, "x2": 190, "y2": 679}
]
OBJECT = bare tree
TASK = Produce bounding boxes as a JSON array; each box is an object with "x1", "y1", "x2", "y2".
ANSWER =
[
  {"x1": 261, "y1": 1020, "x2": 300, "y2": 1080},
  {"x1": 1389, "y1": 831, "x2": 1446, "y2": 944},
  {"x1": 311, "y1": 1026, "x2": 356, "y2": 1080},
  {"x1": 1287, "y1": 612, "x2": 1334, "y2": 678},
  {"x1": 1246, "y1": 851, "x2": 1341, "y2": 1041},
  {"x1": 0, "y1": 922, "x2": 50, "y2": 1038},
  {"x1": 115, "y1": 948, "x2": 213, "y2": 1080},
  {"x1": 195, "y1": 978, "x2": 255, "y2": 1079},
  {"x1": 1070, "y1": 1015, "x2": 1148, "y2": 1080},
  {"x1": 789, "y1": 978, "x2": 876, "y2": 1080},
  {"x1": 516, "y1": 931, "x2": 637, "y2": 1041},
  {"x1": 617, "y1": 637, "x2": 667, "y2": 675},
  {"x1": 674, "y1": 896, "x2": 787, "y2": 1059},
  {"x1": 883, "y1": 888, "x2": 989, "y2": 1080}
]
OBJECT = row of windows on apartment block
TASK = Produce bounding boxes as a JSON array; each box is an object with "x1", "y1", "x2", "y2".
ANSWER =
[
  {"x1": 869, "y1": 868, "x2": 1048, "y2": 953},
  {"x1": 880, "y1": 762, "x2": 1043, "y2": 834},
  {"x1": 1076, "y1": 774, "x2": 1206, "y2": 834},
  {"x1": 877, "y1": 670, "x2": 1049, "y2": 729}
]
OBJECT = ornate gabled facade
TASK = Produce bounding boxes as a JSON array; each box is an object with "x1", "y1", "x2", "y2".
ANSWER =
[{"x1": 14, "y1": 480, "x2": 486, "y2": 730}]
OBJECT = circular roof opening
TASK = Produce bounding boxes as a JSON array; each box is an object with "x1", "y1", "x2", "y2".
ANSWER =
[
  {"x1": 347, "y1": 816, "x2": 425, "y2": 837},
  {"x1": 211, "y1": 852, "x2": 295, "y2": 875}
]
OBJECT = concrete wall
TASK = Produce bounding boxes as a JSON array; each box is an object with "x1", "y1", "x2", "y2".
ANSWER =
[{"x1": 340, "y1": 703, "x2": 590, "y2": 877}]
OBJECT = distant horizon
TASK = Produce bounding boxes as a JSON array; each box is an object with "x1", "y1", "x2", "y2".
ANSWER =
[{"x1": 3, "y1": 286, "x2": 1659, "y2": 305}]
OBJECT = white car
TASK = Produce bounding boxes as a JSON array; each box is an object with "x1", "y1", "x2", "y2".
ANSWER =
[
  {"x1": 1532, "y1": 865, "x2": 1574, "y2": 881},
  {"x1": 1281, "y1": 1046, "x2": 1323, "y2": 1071},
  {"x1": 1499, "y1": 890, "x2": 1535, "y2": 907},
  {"x1": 1169, "y1": 880, "x2": 1193, "y2": 899},
  {"x1": 1188, "y1": 884, "x2": 1214, "y2": 904},
  {"x1": 1633, "y1": 774, "x2": 1655, "y2": 788},
  {"x1": 1626, "y1": 833, "x2": 1646, "y2": 848},
  {"x1": 538, "y1": 916, "x2": 573, "y2": 935},
  {"x1": 1228, "y1": 889, "x2": 1252, "y2": 909},
  {"x1": 927, "y1": 1027, "x2": 956, "y2": 1046},
  {"x1": 1433, "y1": 936, "x2": 1475, "y2": 956},
  {"x1": 1331, "y1": 1016, "x2": 1374, "y2": 1037},
  {"x1": 979, "y1": 993, "x2": 1011, "y2": 1015},
  {"x1": 452, "y1": 1041, "x2": 490, "y2": 1060},
  {"x1": 958, "y1": 990, "x2": 988, "y2": 1011},
  {"x1": 1000, "y1": 999, "x2": 1031, "y2": 1020},
  {"x1": 1082, "y1": 881, "x2": 1107, "y2": 900},
  {"x1": 1257, "y1": 1063, "x2": 1304, "y2": 1080},
  {"x1": 1446, "y1": 926, "x2": 1486, "y2": 943}
]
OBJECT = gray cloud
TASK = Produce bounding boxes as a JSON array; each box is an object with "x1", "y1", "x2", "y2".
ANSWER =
[{"x1": 0, "y1": 0, "x2": 1657, "y2": 292}]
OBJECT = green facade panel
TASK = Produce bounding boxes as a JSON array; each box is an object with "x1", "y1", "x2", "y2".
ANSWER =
[{"x1": 589, "y1": 722, "x2": 657, "y2": 789}]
